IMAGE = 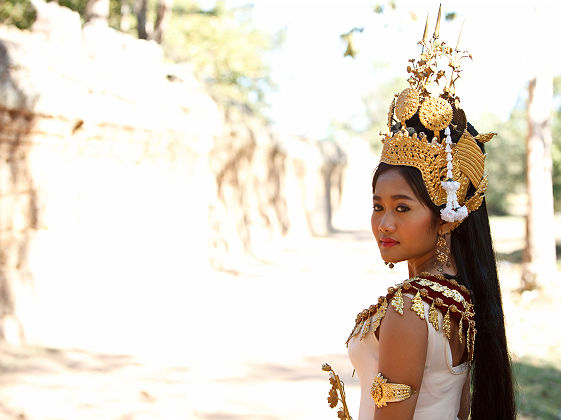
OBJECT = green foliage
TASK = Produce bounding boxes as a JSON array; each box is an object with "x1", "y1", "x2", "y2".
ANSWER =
[
  {"x1": 54, "y1": 0, "x2": 87, "y2": 16},
  {"x1": 444, "y1": 12, "x2": 456, "y2": 21},
  {"x1": 552, "y1": 74, "x2": 561, "y2": 212},
  {"x1": 0, "y1": 0, "x2": 278, "y2": 115},
  {"x1": 471, "y1": 74, "x2": 561, "y2": 216},
  {"x1": 0, "y1": 0, "x2": 36, "y2": 29},
  {"x1": 476, "y1": 110, "x2": 526, "y2": 215},
  {"x1": 514, "y1": 358, "x2": 561, "y2": 420},
  {"x1": 340, "y1": 27, "x2": 363, "y2": 59},
  {"x1": 163, "y1": 0, "x2": 280, "y2": 114}
]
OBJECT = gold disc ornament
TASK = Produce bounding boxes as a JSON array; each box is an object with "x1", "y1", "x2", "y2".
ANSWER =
[
  {"x1": 395, "y1": 88, "x2": 420, "y2": 123},
  {"x1": 419, "y1": 97, "x2": 453, "y2": 132}
]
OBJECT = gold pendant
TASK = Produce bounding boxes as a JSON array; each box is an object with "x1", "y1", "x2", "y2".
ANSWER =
[
  {"x1": 360, "y1": 316, "x2": 371, "y2": 340},
  {"x1": 458, "y1": 312, "x2": 464, "y2": 344},
  {"x1": 411, "y1": 291, "x2": 425, "y2": 320},
  {"x1": 429, "y1": 301, "x2": 439, "y2": 331},
  {"x1": 391, "y1": 288, "x2": 404, "y2": 315},
  {"x1": 443, "y1": 307, "x2": 451, "y2": 339}
]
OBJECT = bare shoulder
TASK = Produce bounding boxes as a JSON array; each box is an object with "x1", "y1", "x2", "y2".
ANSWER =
[
  {"x1": 378, "y1": 295, "x2": 428, "y2": 383},
  {"x1": 375, "y1": 296, "x2": 428, "y2": 419}
]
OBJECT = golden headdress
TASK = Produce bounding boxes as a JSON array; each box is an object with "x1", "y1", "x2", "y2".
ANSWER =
[{"x1": 381, "y1": 6, "x2": 495, "y2": 228}]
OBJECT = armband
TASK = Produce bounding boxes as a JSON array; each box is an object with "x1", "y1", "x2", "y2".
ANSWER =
[{"x1": 370, "y1": 373, "x2": 416, "y2": 408}]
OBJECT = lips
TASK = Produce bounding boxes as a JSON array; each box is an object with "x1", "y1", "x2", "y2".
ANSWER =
[{"x1": 380, "y1": 238, "x2": 399, "y2": 247}]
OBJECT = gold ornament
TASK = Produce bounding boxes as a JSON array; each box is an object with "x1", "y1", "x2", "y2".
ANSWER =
[
  {"x1": 322, "y1": 364, "x2": 353, "y2": 419},
  {"x1": 391, "y1": 288, "x2": 404, "y2": 315},
  {"x1": 387, "y1": 98, "x2": 396, "y2": 130},
  {"x1": 370, "y1": 373, "x2": 415, "y2": 408},
  {"x1": 347, "y1": 274, "x2": 477, "y2": 365},
  {"x1": 380, "y1": 130, "x2": 448, "y2": 206},
  {"x1": 379, "y1": 6, "x2": 493, "y2": 228},
  {"x1": 475, "y1": 133, "x2": 497, "y2": 143},
  {"x1": 395, "y1": 88, "x2": 420, "y2": 124},
  {"x1": 419, "y1": 97, "x2": 453, "y2": 133},
  {"x1": 455, "y1": 131, "x2": 485, "y2": 187},
  {"x1": 435, "y1": 234, "x2": 450, "y2": 273},
  {"x1": 410, "y1": 291, "x2": 425, "y2": 319},
  {"x1": 443, "y1": 308, "x2": 451, "y2": 340},
  {"x1": 429, "y1": 301, "x2": 439, "y2": 331},
  {"x1": 458, "y1": 312, "x2": 464, "y2": 344}
]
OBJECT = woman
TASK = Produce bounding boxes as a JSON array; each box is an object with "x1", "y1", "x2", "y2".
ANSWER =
[{"x1": 344, "y1": 14, "x2": 516, "y2": 420}]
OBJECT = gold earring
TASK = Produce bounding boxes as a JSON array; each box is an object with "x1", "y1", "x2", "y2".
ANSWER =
[
  {"x1": 385, "y1": 261, "x2": 395, "y2": 269},
  {"x1": 435, "y1": 234, "x2": 449, "y2": 273}
]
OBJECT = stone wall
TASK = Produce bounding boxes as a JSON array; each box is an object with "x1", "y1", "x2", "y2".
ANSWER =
[{"x1": 0, "y1": 16, "x2": 346, "y2": 348}]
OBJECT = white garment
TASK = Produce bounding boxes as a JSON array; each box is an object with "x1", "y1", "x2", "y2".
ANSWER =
[{"x1": 348, "y1": 295, "x2": 468, "y2": 420}]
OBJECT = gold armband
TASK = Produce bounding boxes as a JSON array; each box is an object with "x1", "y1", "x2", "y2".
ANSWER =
[{"x1": 370, "y1": 373, "x2": 416, "y2": 408}]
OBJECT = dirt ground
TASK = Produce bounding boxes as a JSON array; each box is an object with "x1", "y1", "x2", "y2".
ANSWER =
[{"x1": 1, "y1": 220, "x2": 560, "y2": 420}]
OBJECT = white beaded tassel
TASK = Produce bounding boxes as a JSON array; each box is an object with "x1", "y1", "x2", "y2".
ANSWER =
[{"x1": 440, "y1": 127, "x2": 468, "y2": 222}]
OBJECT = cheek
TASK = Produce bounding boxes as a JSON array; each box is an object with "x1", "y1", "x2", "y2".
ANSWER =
[{"x1": 408, "y1": 214, "x2": 438, "y2": 240}]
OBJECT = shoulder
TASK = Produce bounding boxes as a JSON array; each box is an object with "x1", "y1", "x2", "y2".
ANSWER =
[
  {"x1": 346, "y1": 274, "x2": 476, "y2": 362},
  {"x1": 378, "y1": 293, "x2": 428, "y2": 383}
]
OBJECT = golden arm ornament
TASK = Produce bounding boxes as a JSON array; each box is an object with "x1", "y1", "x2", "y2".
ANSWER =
[{"x1": 370, "y1": 373, "x2": 416, "y2": 408}]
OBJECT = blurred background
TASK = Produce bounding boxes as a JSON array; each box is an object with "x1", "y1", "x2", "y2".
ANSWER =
[{"x1": 0, "y1": 0, "x2": 560, "y2": 418}]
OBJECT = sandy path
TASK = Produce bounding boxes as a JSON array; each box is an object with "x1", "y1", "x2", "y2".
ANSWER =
[{"x1": 1, "y1": 224, "x2": 559, "y2": 419}]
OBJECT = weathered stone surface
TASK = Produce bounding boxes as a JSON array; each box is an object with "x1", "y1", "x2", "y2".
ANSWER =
[{"x1": 0, "y1": 8, "x2": 347, "y2": 347}]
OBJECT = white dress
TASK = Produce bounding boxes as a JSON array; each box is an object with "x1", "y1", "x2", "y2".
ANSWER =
[{"x1": 348, "y1": 294, "x2": 468, "y2": 420}]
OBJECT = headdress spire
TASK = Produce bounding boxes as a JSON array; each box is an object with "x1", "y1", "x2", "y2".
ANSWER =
[
  {"x1": 433, "y1": 4, "x2": 441, "y2": 39},
  {"x1": 381, "y1": 6, "x2": 495, "y2": 228},
  {"x1": 421, "y1": 13, "x2": 429, "y2": 46},
  {"x1": 455, "y1": 19, "x2": 465, "y2": 51}
]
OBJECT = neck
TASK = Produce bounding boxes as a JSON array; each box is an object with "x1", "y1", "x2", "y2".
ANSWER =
[{"x1": 407, "y1": 255, "x2": 458, "y2": 278}]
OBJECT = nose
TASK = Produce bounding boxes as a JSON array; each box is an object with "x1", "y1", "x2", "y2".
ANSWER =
[{"x1": 377, "y1": 212, "x2": 396, "y2": 234}]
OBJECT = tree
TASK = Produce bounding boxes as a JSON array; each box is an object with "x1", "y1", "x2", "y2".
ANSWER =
[
  {"x1": 163, "y1": 1, "x2": 280, "y2": 115},
  {"x1": 522, "y1": 73, "x2": 556, "y2": 290},
  {"x1": 152, "y1": 0, "x2": 172, "y2": 43},
  {"x1": 84, "y1": 0, "x2": 109, "y2": 24},
  {"x1": 0, "y1": 0, "x2": 278, "y2": 115},
  {"x1": 520, "y1": 3, "x2": 557, "y2": 290}
]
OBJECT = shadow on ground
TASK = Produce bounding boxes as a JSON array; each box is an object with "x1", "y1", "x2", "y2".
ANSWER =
[
  {"x1": 0, "y1": 343, "x2": 142, "y2": 375},
  {"x1": 216, "y1": 353, "x2": 354, "y2": 385}
]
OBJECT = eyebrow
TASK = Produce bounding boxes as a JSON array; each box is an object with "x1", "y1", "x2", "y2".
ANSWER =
[{"x1": 372, "y1": 194, "x2": 415, "y2": 201}]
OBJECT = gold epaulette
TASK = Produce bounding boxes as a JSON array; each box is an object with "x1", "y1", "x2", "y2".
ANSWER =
[{"x1": 346, "y1": 273, "x2": 476, "y2": 364}]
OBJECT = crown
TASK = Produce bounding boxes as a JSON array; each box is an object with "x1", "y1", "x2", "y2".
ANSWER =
[{"x1": 380, "y1": 5, "x2": 496, "y2": 227}]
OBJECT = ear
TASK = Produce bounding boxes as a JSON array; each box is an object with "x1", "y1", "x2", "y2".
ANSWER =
[{"x1": 437, "y1": 220, "x2": 454, "y2": 235}]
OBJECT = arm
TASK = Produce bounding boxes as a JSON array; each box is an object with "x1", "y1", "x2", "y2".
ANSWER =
[
  {"x1": 457, "y1": 371, "x2": 471, "y2": 420},
  {"x1": 375, "y1": 296, "x2": 428, "y2": 420}
]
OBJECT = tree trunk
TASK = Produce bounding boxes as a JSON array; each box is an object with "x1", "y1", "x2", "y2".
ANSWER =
[
  {"x1": 135, "y1": 0, "x2": 148, "y2": 39},
  {"x1": 522, "y1": 73, "x2": 556, "y2": 290},
  {"x1": 120, "y1": 0, "x2": 132, "y2": 32},
  {"x1": 152, "y1": 0, "x2": 173, "y2": 44},
  {"x1": 85, "y1": 0, "x2": 110, "y2": 25}
]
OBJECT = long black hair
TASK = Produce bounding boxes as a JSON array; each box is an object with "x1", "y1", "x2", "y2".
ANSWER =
[{"x1": 372, "y1": 118, "x2": 516, "y2": 419}]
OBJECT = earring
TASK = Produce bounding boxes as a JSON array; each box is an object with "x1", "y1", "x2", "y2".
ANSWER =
[
  {"x1": 435, "y1": 234, "x2": 449, "y2": 273},
  {"x1": 385, "y1": 261, "x2": 395, "y2": 269}
]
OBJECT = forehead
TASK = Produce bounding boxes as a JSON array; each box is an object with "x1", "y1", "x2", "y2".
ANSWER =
[{"x1": 374, "y1": 168, "x2": 417, "y2": 198}]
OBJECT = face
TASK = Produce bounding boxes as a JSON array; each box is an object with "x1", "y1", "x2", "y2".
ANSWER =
[{"x1": 371, "y1": 168, "x2": 440, "y2": 268}]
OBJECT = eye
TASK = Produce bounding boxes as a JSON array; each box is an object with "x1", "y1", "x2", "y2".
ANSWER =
[
  {"x1": 373, "y1": 203, "x2": 383, "y2": 211},
  {"x1": 396, "y1": 205, "x2": 410, "y2": 212}
]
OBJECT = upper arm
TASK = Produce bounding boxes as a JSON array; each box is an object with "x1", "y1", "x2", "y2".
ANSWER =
[
  {"x1": 375, "y1": 296, "x2": 428, "y2": 420},
  {"x1": 457, "y1": 371, "x2": 471, "y2": 420}
]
